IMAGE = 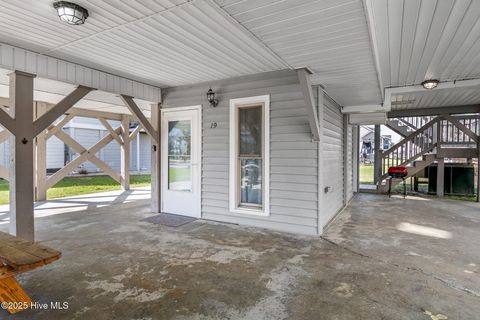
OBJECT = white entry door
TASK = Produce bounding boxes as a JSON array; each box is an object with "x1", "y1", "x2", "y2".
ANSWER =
[{"x1": 161, "y1": 106, "x2": 201, "y2": 218}]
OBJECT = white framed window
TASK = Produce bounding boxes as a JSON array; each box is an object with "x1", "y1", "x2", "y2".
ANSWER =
[{"x1": 229, "y1": 95, "x2": 270, "y2": 216}]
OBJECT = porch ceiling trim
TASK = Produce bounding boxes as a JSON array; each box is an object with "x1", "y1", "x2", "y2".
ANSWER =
[{"x1": 0, "y1": 43, "x2": 162, "y2": 103}]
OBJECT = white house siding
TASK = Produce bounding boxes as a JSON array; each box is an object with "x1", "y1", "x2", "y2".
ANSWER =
[
  {"x1": 101, "y1": 131, "x2": 122, "y2": 172},
  {"x1": 319, "y1": 95, "x2": 345, "y2": 229},
  {"x1": 162, "y1": 69, "x2": 319, "y2": 235},
  {"x1": 72, "y1": 128, "x2": 102, "y2": 172},
  {"x1": 46, "y1": 135, "x2": 65, "y2": 170},
  {"x1": 130, "y1": 137, "x2": 138, "y2": 172},
  {"x1": 139, "y1": 133, "x2": 151, "y2": 171}
]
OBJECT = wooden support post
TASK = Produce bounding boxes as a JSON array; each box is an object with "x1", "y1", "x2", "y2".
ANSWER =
[
  {"x1": 352, "y1": 125, "x2": 359, "y2": 193},
  {"x1": 150, "y1": 104, "x2": 161, "y2": 213},
  {"x1": 120, "y1": 115, "x2": 130, "y2": 190},
  {"x1": 8, "y1": 71, "x2": 36, "y2": 241},
  {"x1": 35, "y1": 102, "x2": 48, "y2": 201},
  {"x1": 477, "y1": 142, "x2": 480, "y2": 202},
  {"x1": 437, "y1": 158, "x2": 445, "y2": 197},
  {"x1": 343, "y1": 114, "x2": 348, "y2": 205},
  {"x1": 373, "y1": 124, "x2": 381, "y2": 186}
]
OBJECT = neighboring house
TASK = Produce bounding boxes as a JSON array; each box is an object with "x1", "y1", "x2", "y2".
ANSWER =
[
  {"x1": 0, "y1": 117, "x2": 152, "y2": 174},
  {"x1": 360, "y1": 126, "x2": 392, "y2": 163}
]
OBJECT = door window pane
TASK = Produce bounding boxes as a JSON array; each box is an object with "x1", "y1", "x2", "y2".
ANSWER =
[
  {"x1": 239, "y1": 107, "x2": 262, "y2": 155},
  {"x1": 240, "y1": 159, "x2": 262, "y2": 205},
  {"x1": 168, "y1": 120, "x2": 192, "y2": 191}
]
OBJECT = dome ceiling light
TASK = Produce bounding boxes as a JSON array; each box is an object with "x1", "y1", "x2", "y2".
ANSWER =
[
  {"x1": 421, "y1": 79, "x2": 439, "y2": 90},
  {"x1": 53, "y1": 1, "x2": 89, "y2": 25}
]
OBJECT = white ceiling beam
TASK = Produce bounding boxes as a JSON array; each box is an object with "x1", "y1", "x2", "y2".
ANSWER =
[
  {"x1": 296, "y1": 68, "x2": 320, "y2": 141},
  {"x1": 383, "y1": 78, "x2": 480, "y2": 110},
  {"x1": 0, "y1": 43, "x2": 161, "y2": 103},
  {"x1": 362, "y1": 0, "x2": 385, "y2": 101},
  {"x1": 342, "y1": 104, "x2": 385, "y2": 114}
]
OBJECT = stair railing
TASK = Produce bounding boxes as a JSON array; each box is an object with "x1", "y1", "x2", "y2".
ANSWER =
[{"x1": 381, "y1": 117, "x2": 440, "y2": 180}]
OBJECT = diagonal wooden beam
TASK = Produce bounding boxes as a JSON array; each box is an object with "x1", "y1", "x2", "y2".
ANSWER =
[
  {"x1": 98, "y1": 117, "x2": 123, "y2": 145},
  {"x1": 0, "y1": 107, "x2": 15, "y2": 134},
  {"x1": 0, "y1": 130, "x2": 11, "y2": 144},
  {"x1": 443, "y1": 114, "x2": 479, "y2": 143},
  {"x1": 129, "y1": 124, "x2": 141, "y2": 140},
  {"x1": 33, "y1": 85, "x2": 95, "y2": 137},
  {"x1": 45, "y1": 114, "x2": 75, "y2": 139},
  {"x1": 296, "y1": 68, "x2": 320, "y2": 141},
  {"x1": 46, "y1": 128, "x2": 121, "y2": 188},
  {"x1": 120, "y1": 95, "x2": 159, "y2": 143}
]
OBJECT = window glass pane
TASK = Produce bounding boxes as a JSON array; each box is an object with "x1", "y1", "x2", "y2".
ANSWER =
[
  {"x1": 240, "y1": 159, "x2": 262, "y2": 205},
  {"x1": 168, "y1": 120, "x2": 192, "y2": 191},
  {"x1": 239, "y1": 107, "x2": 262, "y2": 155},
  {"x1": 168, "y1": 156, "x2": 191, "y2": 191}
]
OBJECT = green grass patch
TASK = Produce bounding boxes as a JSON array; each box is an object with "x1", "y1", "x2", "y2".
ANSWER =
[
  {"x1": 169, "y1": 167, "x2": 191, "y2": 183},
  {"x1": 360, "y1": 164, "x2": 374, "y2": 185},
  {"x1": 0, "y1": 174, "x2": 151, "y2": 205}
]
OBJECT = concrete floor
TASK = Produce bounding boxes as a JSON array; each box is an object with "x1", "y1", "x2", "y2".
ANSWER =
[{"x1": 1, "y1": 192, "x2": 479, "y2": 319}]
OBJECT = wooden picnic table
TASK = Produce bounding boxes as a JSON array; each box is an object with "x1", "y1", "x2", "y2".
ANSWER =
[{"x1": 0, "y1": 231, "x2": 61, "y2": 314}]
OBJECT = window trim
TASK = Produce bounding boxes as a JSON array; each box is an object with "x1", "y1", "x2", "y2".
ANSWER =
[{"x1": 229, "y1": 95, "x2": 270, "y2": 216}]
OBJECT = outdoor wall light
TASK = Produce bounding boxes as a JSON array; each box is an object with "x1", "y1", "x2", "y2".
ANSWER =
[
  {"x1": 53, "y1": 1, "x2": 89, "y2": 25},
  {"x1": 206, "y1": 88, "x2": 218, "y2": 107},
  {"x1": 421, "y1": 79, "x2": 439, "y2": 90}
]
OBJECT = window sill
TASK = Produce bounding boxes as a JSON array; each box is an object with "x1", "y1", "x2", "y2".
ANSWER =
[{"x1": 230, "y1": 207, "x2": 270, "y2": 217}]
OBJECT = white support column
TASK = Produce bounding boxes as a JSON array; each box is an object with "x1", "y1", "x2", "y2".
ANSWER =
[
  {"x1": 136, "y1": 133, "x2": 140, "y2": 172},
  {"x1": 9, "y1": 71, "x2": 36, "y2": 241},
  {"x1": 437, "y1": 158, "x2": 445, "y2": 198},
  {"x1": 373, "y1": 124, "x2": 381, "y2": 185},
  {"x1": 150, "y1": 103, "x2": 161, "y2": 213},
  {"x1": 121, "y1": 115, "x2": 130, "y2": 190},
  {"x1": 35, "y1": 102, "x2": 49, "y2": 201}
]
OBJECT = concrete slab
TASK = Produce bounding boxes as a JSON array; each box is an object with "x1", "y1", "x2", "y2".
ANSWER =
[
  {"x1": 0, "y1": 188, "x2": 151, "y2": 226},
  {"x1": 0, "y1": 193, "x2": 478, "y2": 319}
]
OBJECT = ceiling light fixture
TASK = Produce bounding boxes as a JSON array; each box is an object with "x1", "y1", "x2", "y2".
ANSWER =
[
  {"x1": 53, "y1": 1, "x2": 89, "y2": 25},
  {"x1": 421, "y1": 79, "x2": 439, "y2": 90}
]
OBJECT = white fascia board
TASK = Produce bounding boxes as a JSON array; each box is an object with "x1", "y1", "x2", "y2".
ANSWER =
[
  {"x1": 0, "y1": 43, "x2": 161, "y2": 102},
  {"x1": 341, "y1": 104, "x2": 385, "y2": 114},
  {"x1": 349, "y1": 112, "x2": 386, "y2": 125}
]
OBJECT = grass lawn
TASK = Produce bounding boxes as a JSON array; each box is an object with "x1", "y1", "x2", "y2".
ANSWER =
[
  {"x1": 360, "y1": 164, "x2": 374, "y2": 185},
  {"x1": 169, "y1": 167, "x2": 191, "y2": 182},
  {"x1": 0, "y1": 174, "x2": 151, "y2": 205}
]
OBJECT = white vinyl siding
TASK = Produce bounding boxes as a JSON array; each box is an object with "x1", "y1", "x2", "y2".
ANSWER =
[
  {"x1": 46, "y1": 135, "x2": 65, "y2": 170},
  {"x1": 319, "y1": 95, "x2": 345, "y2": 229},
  {"x1": 162, "y1": 70, "x2": 319, "y2": 235}
]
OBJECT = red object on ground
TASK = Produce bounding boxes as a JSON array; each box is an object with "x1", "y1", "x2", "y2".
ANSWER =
[{"x1": 388, "y1": 166, "x2": 408, "y2": 178}]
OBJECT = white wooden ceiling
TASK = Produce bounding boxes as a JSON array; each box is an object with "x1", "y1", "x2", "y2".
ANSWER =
[
  {"x1": 369, "y1": 0, "x2": 480, "y2": 110},
  {"x1": 392, "y1": 87, "x2": 480, "y2": 111},
  {"x1": 0, "y1": 0, "x2": 381, "y2": 107},
  {"x1": 213, "y1": 0, "x2": 382, "y2": 106},
  {"x1": 0, "y1": 0, "x2": 480, "y2": 110}
]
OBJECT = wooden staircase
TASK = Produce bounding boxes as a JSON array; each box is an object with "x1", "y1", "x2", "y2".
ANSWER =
[{"x1": 378, "y1": 114, "x2": 479, "y2": 192}]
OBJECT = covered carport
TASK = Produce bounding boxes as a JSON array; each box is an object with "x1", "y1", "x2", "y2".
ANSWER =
[
  {"x1": 0, "y1": 45, "x2": 163, "y2": 241},
  {"x1": 0, "y1": 0, "x2": 478, "y2": 319}
]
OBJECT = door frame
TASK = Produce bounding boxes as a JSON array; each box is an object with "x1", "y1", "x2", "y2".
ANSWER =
[{"x1": 161, "y1": 105, "x2": 202, "y2": 218}]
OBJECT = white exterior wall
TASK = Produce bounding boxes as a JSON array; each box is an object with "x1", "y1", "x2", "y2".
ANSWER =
[
  {"x1": 319, "y1": 94, "x2": 349, "y2": 230},
  {"x1": 162, "y1": 69, "x2": 319, "y2": 235}
]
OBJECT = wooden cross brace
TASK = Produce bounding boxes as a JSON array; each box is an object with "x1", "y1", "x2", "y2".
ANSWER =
[
  {"x1": 46, "y1": 126, "x2": 123, "y2": 189},
  {"x1": 0, "y1": 85, "x2": 94, "y2": 137}
]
